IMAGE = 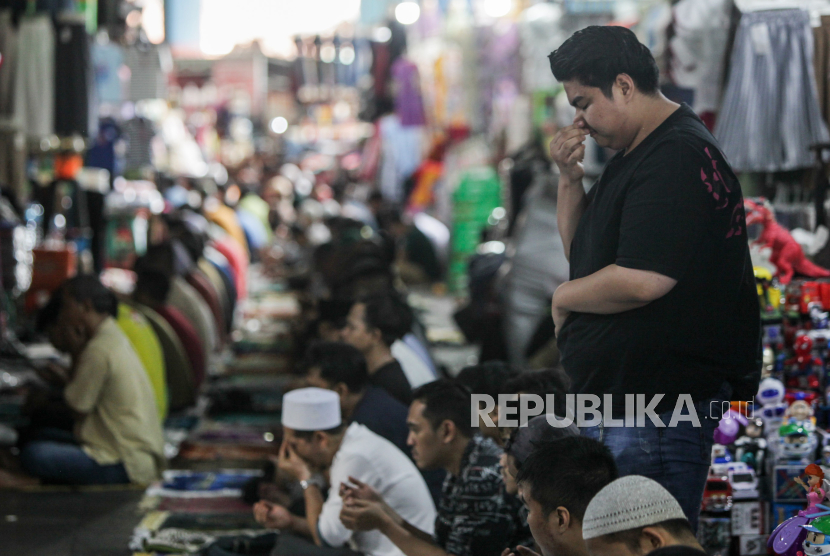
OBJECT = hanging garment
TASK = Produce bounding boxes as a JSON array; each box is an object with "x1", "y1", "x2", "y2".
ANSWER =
[
  {"x1": 0, "y1": 9, "x2": 18, "y2": 117},
  {"x1": 124, "y1": 43, "x2": 171, "y2": 102},
  {"x1": 715, "y1": 9, "x2": 830, "y2": 172},
  {"x1": 13, "y1": 15, "x2": 54, "y2": 138},
  {"x1": 0, "y1": 127, "x2": 25, "y2": 200},
  {"x1": 85, "y1": 117, "x2": 121, "y2": 176},
  {"x1": 378, "y1": 114, "x2": 424, "y2": 203},
  {"x1": 122, "y1": 116, "x2": 154, "y2": 173},
  {"x1": 92, "y1": 41, "x2": 124, "y2": 105},
  {"x1": 814, "y1": 15, "x2": 830, "y2": 128},
  {"x1": 54, "y1": 18, "x2": 94, "y2": 137},
  {"x1": 668, "y1": 0, "x2": 732, "y2": 115},
  {"x1": 392, "y1": 58, "x2": 427, "y2": 127}
]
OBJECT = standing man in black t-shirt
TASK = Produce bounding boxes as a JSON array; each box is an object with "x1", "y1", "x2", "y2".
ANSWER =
[{"x1": 547, "y1": 26, "x2": 760, "y2": 530}]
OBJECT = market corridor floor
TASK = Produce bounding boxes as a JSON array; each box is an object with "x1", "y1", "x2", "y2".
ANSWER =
[{"x1": 0, "y1": 488, "x2": 142, "y2": 556}]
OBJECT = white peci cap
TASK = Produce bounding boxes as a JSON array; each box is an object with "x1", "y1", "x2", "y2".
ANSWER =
[{"x1": 282, "y1": 387, "x2": 342, "y2": 432}]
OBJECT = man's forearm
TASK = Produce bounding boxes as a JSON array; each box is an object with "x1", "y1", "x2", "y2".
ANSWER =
[
  {"x1": 555, "y1": 265, "x2": 663, "y2": 315},
  {"x1": 288, "y1": 513, "x2": 312, "y2": 538},
  {"x1": 378, "y1": 514, "x2": 448, "y2": 556},
  {"x1": 557, "y1": 175, "x2": 586, "y2": 261},
  {"x1": 303, "y1": 486, "x2": 325, "y2": 545}
]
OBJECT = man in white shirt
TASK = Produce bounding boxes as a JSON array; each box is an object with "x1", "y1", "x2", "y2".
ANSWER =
[{"x1": 254, "y1": 388, "x2": 436, "y2": 556}]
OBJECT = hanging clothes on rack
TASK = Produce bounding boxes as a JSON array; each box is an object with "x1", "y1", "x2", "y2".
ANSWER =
[
  {"x1": 668, "y1": 0, "x2": 732, "y2": 119},
  {"x1": 715, "y1": 8, "x2": 829, "y2": 171},
  {"x1": 13, "y1": 14, "x2": 54, "y2": 138},
  {"x1": 92, "y1": 38, "x2": 124, "y2": 105},
  {"x1": 123, "y1": 41, "x2": 171, "y2": 102},
  {"x1": 814, "y1": 14, "x2": 830, "y2": 126},
  {"x1": 0, "y1": 9, "x2": 18, "y2": 118},
  {"x1": 54, "y1": 15, "x2": 95, "y2": 137},
  {"x1": 391, "y1": 58, "x2": 427, "y2": 127},
  {"x1": 122, "y1": 116, "x2": 154, "y2": 174}
]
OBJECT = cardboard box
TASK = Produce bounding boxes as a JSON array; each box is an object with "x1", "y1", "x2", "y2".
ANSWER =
[
  {"x1": 732, "y1": 501, "x2": 764, "y2": 535},
  {"x1": 698, "y1": 517, "x2": 731, "y2": 551},
  {"x1": 771, "y1": 502, "x2": 803, "y2": 528},
  {"x1": 739, "y1": 535, "x2": 768, "y2": 556},
  {"x1": 774, "y1": 465, "x2": 810, "y2": 502}
]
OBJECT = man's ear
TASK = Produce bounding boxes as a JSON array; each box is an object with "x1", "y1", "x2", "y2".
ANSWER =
[
  {"x1": 549, "y1": 506, "x2": 571, "y2": 534},
  {"x1": 333, "y1": 383, "x2": 349, "y2": 398},
  {"x1": 440, "y1": 419, "x2": 457, "y2": 444},
  {"x1": 639, "y1": 527, "x2": 670, "y2": 551},
  {"x1": 369, "y1": 326, "x2": 383, "y2": 346},
  {"x1": 615, "y1": 73, "x2": 634, "y2": 100}
]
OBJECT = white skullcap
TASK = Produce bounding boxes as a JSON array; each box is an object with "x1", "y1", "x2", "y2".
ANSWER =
[
  {"x1": 282, "y1": 388, "x2": 342, "y2": 431},
  {"x1": 582, "y1": 476, "x2": 687, "y2": 539}
]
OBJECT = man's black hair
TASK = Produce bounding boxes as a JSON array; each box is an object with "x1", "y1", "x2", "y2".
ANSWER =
[
  {"x1": 517, "y1": 436, "x2": 618, "y2": 521},
  {"x1": 360, "y1": 294, "x2": 413, "y2": 348},
  {"x1": 133, "y1": 243, "x2": 175, "y2": 277},
  {"x1": 317, "y1": 299, "x2": 353, "y2": 330},
  {"x1": 303, "y1": 341, "x2": 368, "y2": 394},
  {"x1": 504, "y1": 368, "x2": 571, "y2": 417},
  {"x1": 36, "y1": 289, "x2": 63, "y2": 333},
  {"x1": 63, "y1": 275, "x2": 118, "y2": 318},
  {"x1": 134, "y1": 270, "x2": 172, "y2": 302},
  {"x1": 600, "y1": 519, "x2": 697, "y2": 552},
  {"x1": 456, "y1": 361, "x2": 520, "y2": 399},
  {"x1": 375, "y1": 206, "x2": 403, "y2": 231},
  {"x1": 412, "y1": 379, "x2": 474, "y2": 438},
  {"x1": 292, "y1": 423, "x2": 345, "y2": 441},
  {"x1": 548, "y1": 26, "x2": 659, "y2": 98}
]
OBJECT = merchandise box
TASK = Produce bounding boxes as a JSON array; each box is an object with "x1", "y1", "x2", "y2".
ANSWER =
[
  {"x1": 771, "y1": 502, "x2": 804, "y2": 528},
  {"x1": 738, "y1": 534, "x2": 768, "y2": 556},
  {"x1": 774, "y1": 465, "x2": 810, "y2": 502},
  {"x1": 698, "y1": 516, "x2": 732, "y2": 552},
  {"x1": 731, "y1": 501, "x2": 765, "y2": 536}
]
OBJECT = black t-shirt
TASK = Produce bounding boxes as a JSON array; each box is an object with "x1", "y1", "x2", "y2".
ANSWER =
[
  {"x1": 369, "y1": 359, "x2": 413, "y2": 406},
  {"x1": 350, "y1": 386, "x2": 410, "y2": 454},
  {"x1": 557, "y1": 104, "x2": 761, "y2": 413}
]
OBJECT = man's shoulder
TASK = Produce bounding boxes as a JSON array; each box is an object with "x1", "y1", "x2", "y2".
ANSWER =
[
  {"x1": 457, "y1": 437, "x2": 504, "y2": 492},
  {"x1": 652, "y1": 112, "x2": 724, "y2": 163},
  {"x1": 339, "y1": 423, "x2": 404, "y2": 460},
  {"x1": 86, "y1": 318, "x2": 130, "y2": 355}
]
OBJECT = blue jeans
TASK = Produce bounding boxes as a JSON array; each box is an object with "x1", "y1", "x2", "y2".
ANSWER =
[
  {"x1": 20, "y1": 439, "x2": 130, "y2": 485},
  {"x1": 581, "y1": 388, "x2": 727, "y2": 532}
]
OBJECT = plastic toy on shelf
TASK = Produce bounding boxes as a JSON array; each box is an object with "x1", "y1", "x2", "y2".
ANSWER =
[
  {"x1": 760, "y1": 378, "x2": 791, "y2": 431},
  {"x1": 735, "y1": 418, "x2": 767, "y2": 472},
  {"x1": 768, "y1": 465, "x2": 830, "y2": 556},
  {"x1": 784, "y1": 335, "x2": 823, "y2": 393},
  {"x1": 776, "y1": 423, "x2": 819, "y2": 464},
  {"x1": 702, "y1": 473, "x2": 734, "y2": 513},
  {"x1": 727, "y1": 462, "x2": 760, "y2": 500},
  {"x1": 745, "y1": 198, "x2": 830, "y2": 284},
  {"x1": 800, "y1": 515, "x2": 830, "y2": 556},
  {"x1": 786, "y1": 399, "x2": 818, "y2": 431}
]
